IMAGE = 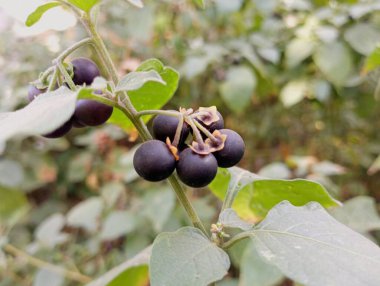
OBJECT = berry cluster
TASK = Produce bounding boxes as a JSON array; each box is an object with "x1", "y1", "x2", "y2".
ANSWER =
[
  {"x1": 28, "y1": 58, "x2": 113, "y2": 138},
  {"x1": 133, "y1": 107, "x2": 245, "y2": 188}
]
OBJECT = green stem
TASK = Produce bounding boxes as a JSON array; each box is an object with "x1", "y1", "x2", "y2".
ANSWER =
[
  {"x1": 222, "y1": 231, "x2": 254, "y2": 250},
  {"x1": 56, "y1": 61, "x2": 77, "y2": 90},
  {"x1": 40, "y1": 66, "x2": 56, "y2": 85},
  {"x1": 136, "y1": 109, "x2": 180, "y2": 118},
  {"x1": 186, "y1": 116, "x2": 205, "y2": 146},
  {"x1": 55, "y1": 38, "x2": 94, "y2": 62},
  {"x1": 172, "y1": 113, "x2": 184, "y2": 147},
  {"x1": 47, "y1": 68, "x2": 59, "y2": 92},
  {"x1": 78, "y1": 13, "x2": 207, "y2": 235},
  {"x1": 193, "y1": 120, "x2": 217, "y2": 142}
]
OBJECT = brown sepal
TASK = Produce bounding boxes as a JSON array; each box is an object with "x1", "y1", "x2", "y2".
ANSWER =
[
  {"x1": 189, "y1": 141, "x2": 213, "y2": 155},
  {"x1": 196, "y1": 106, "x2": 219, "y2": 126},
  {"x1": 205, "y1": 130, "x2": 227, "y2": 152},
  {"x1": 166, "y1": 137, "x2": 180, "y2": 161}
]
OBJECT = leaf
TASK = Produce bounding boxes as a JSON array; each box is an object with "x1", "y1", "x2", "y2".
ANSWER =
[
  {"x1": 330, "y1": 196, "x2": 380, "y2": 233},
  {"x1": 108, "y1": 59, "x2": 179, "y2": 131},
  {"x1": 116, "y1": 71, "x2": 165, "y2": 92},
  {"x1": 34, "y1": 268, "x2": 64, "y2": 286},
  {"x1": 280, "y1": 79, "x2": 309, "y2": 107},
  {"x1": 313, "y1": 42, "x2": 353, "y2": 86},
  {"x1": 100, "y1": 211, "x2": 136, "y2": 241},
  {"x1": 257, "y1": 162, "x2": 291, "y2": 179},
  {"x1": 67, "y1": 0, "x2": 100, "y2": 13},
  {"x1": 219, "y1": 66, "x2": 256, "y2": 114},
  {"x1": 240, "y1": 241, "x2": 284, "y2": 286},
  {"x1": 364, "y1": 47, "x2": 380, "y2": 73},
  {"x1": 193, "y1": 0, "x2": 205, "y2": 9},
  {"x1": 66, "y1": 197, "x2": 104, "y2": 232},
  {"x1": 218, "y1": 208, "x2": 253, "y2": 231},
  {"x1": 344, "y1": 23, "x2": 380, "y2": 56},
  {"x1": 125, "y1": 0, "x2": 144, "y2": 8},
  {"x1": 251, "y1": 201, "x2": 380, "y2": 286},
  {"x1": 150, "y1": 227, "x2": 230, "y2": 286},
  {"x1": 0, "y1": 87, "x2": 77, "y2": 147},
  {"x1": 35, "y1": 213, "x2": 69, "y2": 248},
  {"x1": 86, "y1": 246, "x2": 151, "y2": 286},
  {"x1": 0, "y1": 187, "x2": 29, "y2": 226},
  {"x1": 209, "y1": 167, "x2": 340, "y2": 220},
  {"x1": 25, "y1": 2, "x2": 61, "y2": 27},
  {"x1": 107, "y1": 265, "x2": 149, "y2": 286},
  {"x1": 285, "y1": 38, "x2": 315, "y2": 68},
  {"x1": 0, "y1": 160, "x2": 24, "y2": 187}
]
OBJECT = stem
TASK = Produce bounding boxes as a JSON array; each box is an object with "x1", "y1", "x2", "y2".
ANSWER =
[
  {"x1": 193, "y1": 120, "x2": 217, "y2": 142},
  {"x1": 55, "y1": 38, "x2": 94, "y2": 62},
  {"x1": 47, "y1": 68, "x2": 59, "y2": 92},
  {"x1": 40, "y1": 66, "x2": 56, "y2": 85},
  {"x1": 136, "y1": 109, "x2": 180, "y2": 118},
  {"x1": 186, "y1": 116, "x2": 205, "y2": 146},
  {"x1": 56, "y1": 61, "x2": 77, "y2": 90},
  {"x1": 77, "y1": 13, "x2": 207, "y2": 235},
  {"x1": 172, "y1": 113, "x2": 184, "y2": 147},
  {"x1": 3, "y1": 244, "x2": 91, "y2": 284},
  {"x1": 221, "y1": 231, "x2": 254, "y2": 250}
]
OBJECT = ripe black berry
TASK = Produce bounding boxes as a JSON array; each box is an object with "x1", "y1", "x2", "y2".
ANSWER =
[
  {"x1": 71, "y1": 58, "x2": 100, "y2": 85},
  {"x1": 152, "y1": 114, "x2": 190, "y2": 147},
  {"x1": 197, "y1": 111, "x2": 224, "y2": 133},
  {"x1": 73, "y1": 100, "x2": 113, "y2": 127},
  {"x1": 42, "y1": 119, "x2": 73, "y2": 139},
  {"x1": 214, "y1": 129, "x2": 245, "y2": 168},
  {"x1": 176, "y1": 148, "x2": 218, "y2": 188},
  {"x1": 133, "y1": 140, "x2": 176, "y2": 182},
  {"x1": 28, "y1": 85, "x2": 45, "y2": 102}
]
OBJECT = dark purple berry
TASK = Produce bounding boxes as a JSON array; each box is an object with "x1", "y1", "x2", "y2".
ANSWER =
[
  {"x1": 176, "y1": 148, "x2": 218, "y2": 188},
  {"x1": 71, "y1": 58, "x2": 100, "y2": 85},
  {"x1": 152, "y1": 114, "x2": 190, "y2": 147},
  {"x1": 42, "y1": 119, "x2": 73, "y2": 139},
  {"x1": 197, "y1": 111, "x2": 224, "y2": 133},
  {"x1": 214, "y1": 129, "x2": 245, "y2": 168},
  {"x1": 133, "y1": 140, "x2": 176, "y2": 182},
  {"x1": 73, "y1": 100, "x2": 113, "y2": 127},
  {"x1": 28, "y1": 85, "x2": 45, "y2": 102}
]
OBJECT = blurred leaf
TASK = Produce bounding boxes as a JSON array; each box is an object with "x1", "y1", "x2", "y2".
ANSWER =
[
  {"x1": 344, "y1": 23, "x2": 380, "y2": 56},
  {"x1": 150, "y1": 227, "x2": 230, "y2": 286},
  {"x1": 209, "y1": 167, "x2": 340, "y2": 220},
  {"x1": 216, "y1": 279, "x2": 238, "y2": 286},
  {"x1": 258, "y1": 163, "x2": 291, "y2": 179},
  {"x1": 240, "y1": 241, "x2": 284, "y2": 286},
  {"x1": 116, "y1": 71, "x2": 165, "y2": 92},
  {"x1": 100, "y1": 211, "x2": 136, "y2": 241},
  {"x1": 193, "y1": 0, "x2": 205, "y2": 9},
  {"x1": 35, "y1": 213, "x2": 68, "y2": 248},
  {"x1": 0, "y1": 187, "x2": 29, "y2": 225},
  {"x1": 0, "y1": 87, "x2": 77, "y2": 147},
  {"x1": 280, "y1": 79, "x2": 309, "y2": 107},
  {"x1": 25, "y1": 2, "x2": 61, "y2": 27},
  {"x1": 33, "y1": 268, "x2": 64, "y2": 286},
  {"x1": 330, "y1": 196, "x2": 380, "y2": 233},
  {"x1": 251, "y1": 201, "x2": 380, "y2": 286},
  {"x1": 219, "y1": 66, "x2": 256, "y2": 113},
  {"x1": 285, "y1": 38, "x2": 315, "y2": 68},
  {"x1": 107, "y1": 265, "x2": 149, "y2": 286},
  {"x1": 67, "y1": 153, "x2": 93, "y2": 183},
  {"x1": 109, "y1": 59, "x2": 179, "y2": 131},
  {"x1": 87, "y1": 246, "x2": 151, "y2": 286},
  {"x1": 214, "y1": 0, "x2": 243, "y2": 13},
  {"x1": 0, "y1": 160, "x2": 24, "y2": 188},
  {"x1": 101, "y1": 182, "x2": 125, "y2": 208},
  {"x1": 364, "y1": 47, "x2": 380, "y2": 73},
  {"x1": 312, "y1": 161, "x2": 345, "y2": 176},
  {"x1": 125, "y1": 0, "x2": 144, "y2": 8},
  {"x1": 181, "y1": 56, "x2": 210, "y2": 79},
  {"x1": 66, "y1": 197, "x2": 104, "y2": 232},
  {"x1": 314, "y1": 42, "x2": 353, "y2": 86},
  {"x1": 68, "y1": 0, "x2": 100, "y2": 12},
  {"x1": 142, "y1": 187, "x2": 175, "y2": 232},
  {"x1": 218, "y1": 208, "x2": 253, "y2": 230}
]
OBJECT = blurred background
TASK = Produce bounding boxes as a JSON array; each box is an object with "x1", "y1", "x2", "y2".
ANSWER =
[{"x1": 1, "y1": 0, "x2": 380, "y2": 285}]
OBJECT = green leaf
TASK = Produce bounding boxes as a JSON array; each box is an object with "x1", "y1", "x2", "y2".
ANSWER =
[
  {"x1": 218, "y1": 208, "x2": 253, "y2": 231},
  {"x1": 193, "y1": 0, "x2": 205, "y2": 9},
  {"x1": 313, "y1": 42, "x2": 353, "y2": 86},
  {"x1": 150, "y1": 227, "x2": 230, "y2": 286},
  {"x1": 125, "y1": 0, "x2": 144, "y2": 8},
  {"x1": 344, "y1": 23, "x2": 380, "y2": 56},
  {"x1": 107, "y1": 265, "x2": 149, "y2": 286},
  {"x1": 209, "y1": 167, "x2": 340, "y2": 220},
  {"x1": 100, "y1": 211, "x2": 136, "y2": 241},
  {"x1": 0, "y1": 160, "x2": 24, "y2": 188},
  {"x1": 285, "y1": 38, "x2": 315, "y2": 68},
  {"x1": 66, "y1": 197, "x2": 104, "y2": 232},
  {"x1": 219, "y1": 66, "x2": 256, "y2": 114},
  {"x1": 364, "y1": 47, "x2": 380, "y2": 73},
  {"x1": 35, "y1": 213, "x2": 69, "y2": 248},
  {"x1": 116, "y1": 71, "x2": 166, "y2": 92},
  {"x1": 240, "y1": 241, "x2": 284, "y2": 286},
  {"x1": 67, "y1": 0, "x2": 100, "y2": 13},
  {"x1": 251, "y1": 201, "x2": 380, "y2": 286},
  {"x1": 86, "y1": 246, "x2": 151, "y2": 286},
  {"x1": 280, "y1": 80, "x2": 309, "y2": 107},
  {"x1": 0, "y1": 87, "x2": 77, "y2": 148},
  {"x1": 109, "y1": 59, "x2": 179, "y2": 131},
  {"x1": 34, "y1": 268, "x2": 64, "y2": 286},
  {"x1": 0, "y1": 187, "x2": 29, "y2": 226},
  {"x1": 25, "y1": 2, "x2": 61, "y2": 27}
]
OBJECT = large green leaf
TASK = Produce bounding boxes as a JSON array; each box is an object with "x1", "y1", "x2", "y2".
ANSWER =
[
  {"x1": 25, "y1": 2, "x2": 61, "y2": 27},
  {"x1": 108, "y1": 59, "x2": 179, "y2": 131},
  {"x1": 0, "y1": 187, "x2": 29, "y2": 225},
  {"x1": 251, "y1": 201, "x2": 380, "y2": 286},
  {"x1": 0, "y1": 87, "x2": 77, "y2": 148},
  {"x1": 150, "y1": 227, "x2": 230, "y2": 286},
  {"x1": 209, "y1": 167, "x2": 340, "y2": 221},
  {"x1": 67, "y1": 0, "x2": 100, "y2": 12}
]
